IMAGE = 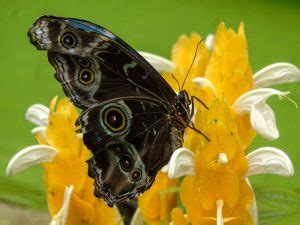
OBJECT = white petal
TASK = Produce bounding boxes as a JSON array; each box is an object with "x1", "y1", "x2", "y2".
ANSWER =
[
  {"x1": 31, "y1": 126, "x2": 47, "y2": 142},
  {"x1": 205, "y1": 34, "x2": 214, "y2": 51},
  {"x1": 216, "y1": 199, "x2": 224, "y2": 225},
  {"x1": 6, "y1": 145, "x2": 58, "y2": 176},
  {"x1": 25, "y1": 104, "x2": 49, "y2": 126},
  {"x1": 161, "y1": 164, "x2": 169, "y2": 173},
  {"x1": 50, "y1": 185, "x2": 74, "y2": 225},
  {"x1": 246, "y1": 147, "x2": 294, "y2": 177},
  {"x1": 250, "y1": 103, "x2": 279, "y2": 140},
  {"x1": 193, "y1": 77, "x2": 217, "y2": 94},
  {"x1": 232, "y1": 88, "x2": 290, "y2": 114},
  {"x1": 253, "y1": 63, "x2": 300, "y2": 89},
  {"x1": 138, "y1": 51, "x2": 174, "y2": 73},
  {"x1": 168, "y1": 148, "x2": 195, "y2": 179},
  {"x1": 217, "y1": 153, "x2": 228, "y2": 165},
  {"x1": 232, "y1": 88, "x2": 290, "y2": 140},
  {"x1": 130, "y1": 209, "x2": 144, "y2": 225}
]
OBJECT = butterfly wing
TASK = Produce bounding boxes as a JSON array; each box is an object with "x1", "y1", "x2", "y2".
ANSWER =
[
  {"x1": 47, "y1": 52, "x2": 146, "y2": 109},
  {"x1": 28, "y1": 15, "x2": 176, "y2": 109},
  {"x1": 78, "y1": 97, "x2": 177, "y2": 206},
  {"x1": 28, "y1": 15, "x2": 184, "y2": 206}
]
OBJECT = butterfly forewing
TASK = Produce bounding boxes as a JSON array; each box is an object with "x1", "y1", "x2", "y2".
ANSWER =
[{"x1": 28, "y1": 16, "x2": 176, "y2": 108}]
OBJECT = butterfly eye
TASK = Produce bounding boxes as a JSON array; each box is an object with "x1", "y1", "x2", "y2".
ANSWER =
[
  {"x1": 61, "y1": 32, "x2": 77, "y2": 48},
  {"x1": 130, "y1": 169, "x2": 142, "y2": 182},
  {"x1": 79, "y1": 69, "x2": 94, "y2": 85},
  {"x1": 103, "y1": 107, "x2": 126, "y2": 132},
  {"x1": 120, "y1": 155, "x2": 133, "y2": 171},
  {"x1": 76, "y1": 57, "x2": 90, "y2": 67}
]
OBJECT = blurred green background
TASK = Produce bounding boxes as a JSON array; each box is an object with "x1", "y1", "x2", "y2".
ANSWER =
[{"x1": 0, "y1": 0, "x2": 299, "y2": 224}]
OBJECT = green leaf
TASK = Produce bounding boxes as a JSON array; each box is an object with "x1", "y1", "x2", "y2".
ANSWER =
[
  {"x1": 0, "y1": 177, "x2": 47, "y2": 211},
  {"x1": 253, "y1": 186, "x2": 300, "y2": 224},
  {"x1": 159, "y1": 186, "x2": 180, "y2": 195}
]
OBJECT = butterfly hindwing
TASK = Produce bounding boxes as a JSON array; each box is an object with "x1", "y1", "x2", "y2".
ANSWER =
[
  {"x1": 48, "y1": 53, "x2": 103, "y2": 108},
  {"x1": 78, "y1": 97, "x2": 177, "y2": 205}
]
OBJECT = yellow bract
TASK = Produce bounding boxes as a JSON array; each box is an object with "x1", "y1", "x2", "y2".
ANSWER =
[
  {"x1": 206, "y1": 22, "x2": 255, "y2": 149},
  {"x1": 138, "y1": 171, "x2": 178, "y2": 225},
  {"x1": 205, "y1": 22, "x2": 253, "y2": 105},
  {"x1": 171, "y1": 208, "x2": 189, "y2": 225},
  {"x1": 178, "y1": 100, "x2": 253, "y2": 225},
  {"x1": 37, "y1": 97, "x2": 120, "y2": 225}
]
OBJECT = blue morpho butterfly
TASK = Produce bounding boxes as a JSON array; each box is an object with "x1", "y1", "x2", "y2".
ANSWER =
[{"x1": 28, "y1": 16, "x2": 209, "y2": 207}]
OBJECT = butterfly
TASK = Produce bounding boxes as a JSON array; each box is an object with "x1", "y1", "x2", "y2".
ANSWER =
[{"x1": 28, "y1": 15, "x2": 208, "y2": 206}]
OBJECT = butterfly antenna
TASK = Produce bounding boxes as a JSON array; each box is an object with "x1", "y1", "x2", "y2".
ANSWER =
[
  {"x1": 180, "y1": 39, "x2": 203, "y2": 91},
  {"x1": 171, "y1": 74, "x2": 181, "y2": 92}
]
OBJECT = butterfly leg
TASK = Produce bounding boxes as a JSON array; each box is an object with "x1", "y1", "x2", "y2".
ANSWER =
[
  {"x1": 189, "y1": 95, "x2": 210, "y2": 141},
  {"x1": 188, "y1": 124, "x2": 210, "y2": 142},
  {"x1": 191, "y1": 95, "x2": 208, "y2": 110},
  {"x1": 190, "y1": 95, "x2": 209, "y2": 119}
]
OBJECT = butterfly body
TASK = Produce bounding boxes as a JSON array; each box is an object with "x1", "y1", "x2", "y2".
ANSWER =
[{"x1": 28, "y1": 16, "x2": 191, "y2": 206}]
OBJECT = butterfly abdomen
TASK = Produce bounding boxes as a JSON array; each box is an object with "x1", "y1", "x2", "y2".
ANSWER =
[{"x1": 170, "y1": 126, "x2": 184, "y2": 152}]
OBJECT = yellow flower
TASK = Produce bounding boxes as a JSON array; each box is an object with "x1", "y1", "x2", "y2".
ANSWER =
[
  {"x1": 176, "y1": 99, "x2": 253, "y2": 225},
  {"x1": 137, "y1": 171, "x2": 178, "y2": 225},
  {"x1": 6, "y1": 97, "x2": 122, "y2": 225},
  {"x1": 138, "y1": 21, "x2": 296, "y2": 225},
  {"x1": 167, "y1": 23, "x2": 255, "y2": 150},
  {"x1": 205, "y1": 23, "x2": 253, "y2": 104},
  {"x1": 165, "y1": 24, "x2": 254, "y2": 224},
  {"x1": 204, "y1": 23, "x2": 255, "y2": 149}
]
